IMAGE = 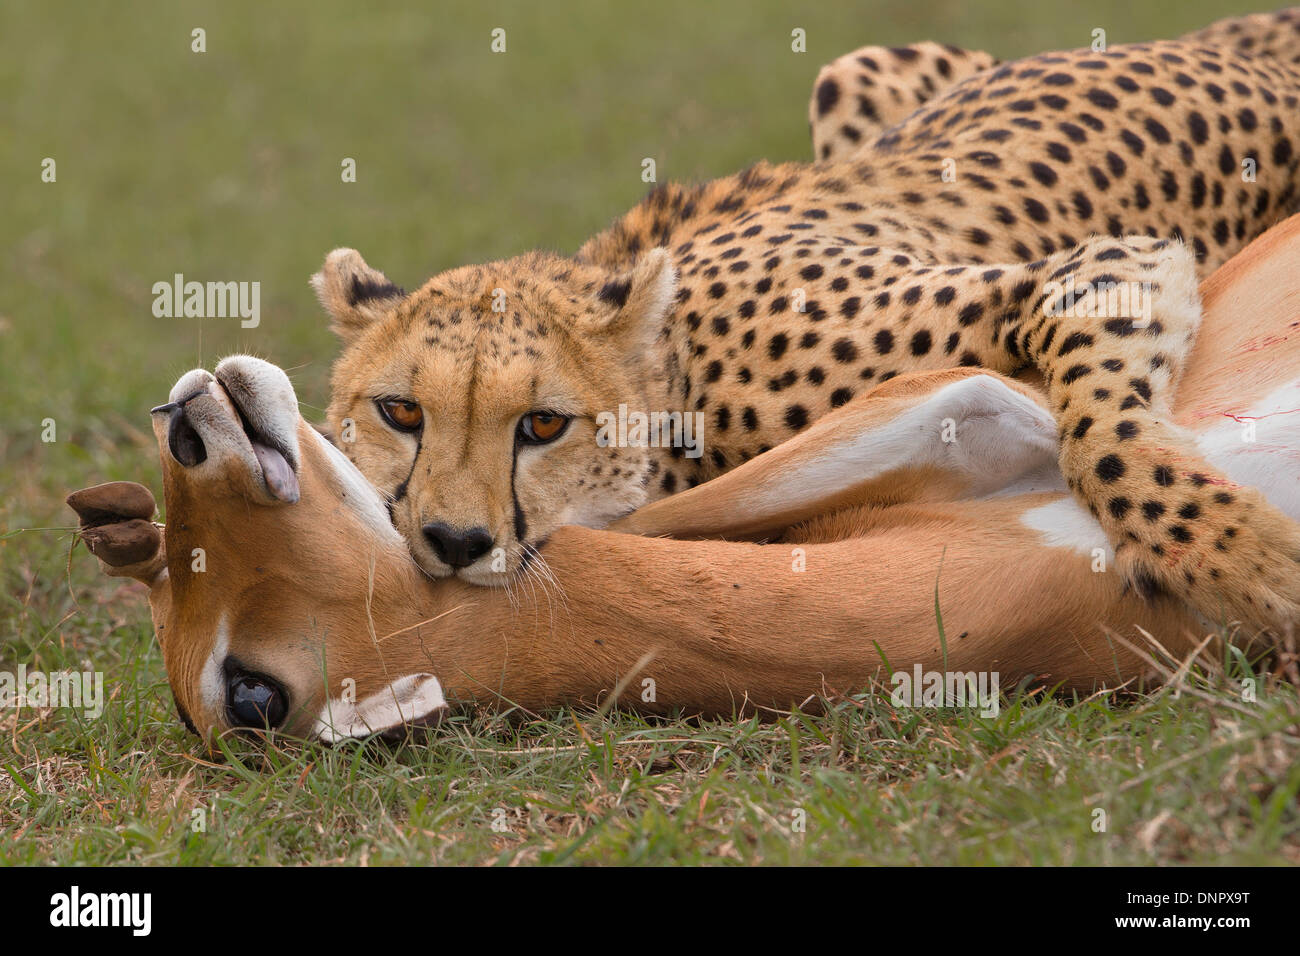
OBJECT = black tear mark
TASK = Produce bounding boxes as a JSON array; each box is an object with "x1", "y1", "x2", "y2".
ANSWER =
[
  {"x1": 392, "y1": 426, "x2": 423, "y2": 514},
  {"x1": 347, "y1": 275, "x2": 406, "y2": 307},
  {"x1": 511, "y1": 442, "x2": 528, "y2": 544}
]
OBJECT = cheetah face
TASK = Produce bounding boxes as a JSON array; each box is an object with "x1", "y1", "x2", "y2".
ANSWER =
[{"x1": 313, "y1": 247, "x2": 677, "y2": 585}]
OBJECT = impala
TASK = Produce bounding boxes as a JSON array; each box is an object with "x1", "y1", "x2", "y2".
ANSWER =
[{"x1": 70, "y1": 216, "x2": 1300, "y2": 743}]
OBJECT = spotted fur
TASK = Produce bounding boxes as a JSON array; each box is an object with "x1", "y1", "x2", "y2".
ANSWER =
[
  {"x1": 318, "y1": 10, "x2": 1300, "y2": 636},
  {"x1": 811, "y1": 41, "x2": 1000, "y2": 161}
]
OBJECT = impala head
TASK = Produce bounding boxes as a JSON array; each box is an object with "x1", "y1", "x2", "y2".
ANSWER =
[{"x1": 68, "y1": 356, "x2": 453, "y2": 744}]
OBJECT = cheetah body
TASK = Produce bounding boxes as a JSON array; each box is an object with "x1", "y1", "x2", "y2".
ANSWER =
[{"x1": 316, "y1": 11, "x2": 1300, "y2": 634}]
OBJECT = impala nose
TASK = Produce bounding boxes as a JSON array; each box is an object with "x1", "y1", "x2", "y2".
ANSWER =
[
  {"x1": 422, "y1": 522, "x2": 494, "y2": 568},
  {"x1": 152, "y1": 390, "x2": 208, "y2": 467}
]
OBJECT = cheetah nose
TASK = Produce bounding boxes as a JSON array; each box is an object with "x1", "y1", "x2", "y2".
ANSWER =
[{"x1": 422, "y1": 522, "x2": 494, "y2": 568}]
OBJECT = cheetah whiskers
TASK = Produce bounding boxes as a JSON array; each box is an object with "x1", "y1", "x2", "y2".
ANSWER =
[
  {"x1": 520, "y1": 543, "x2": 572, "y2": 637},
  {"x1": 499, "y1": 558, "x2": 523, "y2": 614}
]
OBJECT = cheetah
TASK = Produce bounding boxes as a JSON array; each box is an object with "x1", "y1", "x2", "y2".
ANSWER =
[
  {"x1": 314, "y1": 9, "x2": 1300, "y2": 638},
  {"x1": 809, "y1": 7, "x2": 1300, "y2": 162},
  {"x1": 809, "y1": 41, "x2": 1001, "y2": 161}
]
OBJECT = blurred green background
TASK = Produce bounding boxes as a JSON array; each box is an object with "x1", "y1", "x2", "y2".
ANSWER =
[{"x1": 0, "y1": 0, "x2": 1264, "y2": 528}]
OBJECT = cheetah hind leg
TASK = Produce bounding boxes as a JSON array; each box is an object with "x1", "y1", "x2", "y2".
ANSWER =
[
  {"x1": 807, "y1": 7, "x2": 1300, "y2": 163},
  {"x1": 808, "y1": 41, "x2": 999, "y2": 161},
  {"x1": 877, "y1": 234, "x2": 1300, "y2": 638},
  {"x1": 1180, "y1": 7, "x2": 1300, "y2": 65},
  {"x1": 1015, "y1": 236, "x2": 1300, "y2": 640}
]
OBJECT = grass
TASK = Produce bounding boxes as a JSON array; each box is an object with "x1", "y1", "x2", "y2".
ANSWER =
[
  {"x1": 3, "y1": 624, "x2": 1298, "y2": 864},
  {"x1": 3, "y1": 0, "x2": 1297, "y2": 865}
]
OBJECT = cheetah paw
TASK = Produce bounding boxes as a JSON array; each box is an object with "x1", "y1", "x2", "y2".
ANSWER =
[{"x1": 1119, "y1": 488, "x2": 1300, "y2": 640}]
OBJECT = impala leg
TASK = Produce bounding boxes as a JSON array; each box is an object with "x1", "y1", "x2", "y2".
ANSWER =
[{"x1": 611, "y1": 368, "x2": 1059, "y2": 539}]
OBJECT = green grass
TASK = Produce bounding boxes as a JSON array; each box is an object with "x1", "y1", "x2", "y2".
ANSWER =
[
  {"x1": 3, "y1": 0, "x2": 1296, "y2": 865},
  {"x1": 3, "y1": 609, "x2": 1298, "y2": 864}
]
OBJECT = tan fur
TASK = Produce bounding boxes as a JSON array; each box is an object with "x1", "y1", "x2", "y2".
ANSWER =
[
  {"x1": 810, "y1": 41, "x2": 1000, "y2": 161},
  {"x1": 319, "y1": 248, "x2": 679, "y2": 584},
  {"x1": 806, "y1": 12, "x2": 1300, "y2": 165}
]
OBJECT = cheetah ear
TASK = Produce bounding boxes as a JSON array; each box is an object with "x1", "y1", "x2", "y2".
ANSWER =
[
  {"x1": 584, "y1": 248, "x2": 677, "y2": 353},
  {"x1": 311, "y1": 248, "x2": 407, "y2": 342}
]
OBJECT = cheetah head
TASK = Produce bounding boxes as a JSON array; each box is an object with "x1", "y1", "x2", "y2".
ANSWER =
[{"x1": 313, "y1": 247, "x2": 677, "y2": 585}]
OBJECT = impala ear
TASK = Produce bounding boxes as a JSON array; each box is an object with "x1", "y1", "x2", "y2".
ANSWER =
[
  {"x1": 583, "y1": 248, "x2": 677, "y2": 356},
  {"x1": 310, "y1": 673, "x2": 448, "y2": 743},
  {"x1": 311, "y1": 248, "x2": 407, "y2": 342},
  {"x1": 67, "y1": 481, "x2": 166, "y2": 584}
]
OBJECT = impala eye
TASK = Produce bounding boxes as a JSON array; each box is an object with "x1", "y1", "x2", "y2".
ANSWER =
[
  {"x1": 378, "y1": 398, "x2": 423, "y2": 432},
  {"x1": 226, "y1": 672, "x2": 288, "y2": 729},
  {"x1": 517, "y1": 411, "x2": 570, "y2": 444}
]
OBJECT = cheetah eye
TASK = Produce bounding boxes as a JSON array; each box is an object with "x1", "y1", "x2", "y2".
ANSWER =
[
  {"x1": 517, "y1": 411, "x2": 570, "y2": 444},
  {"x1": 377, "y1": 398, "x2": 424, "y2": 432}
]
